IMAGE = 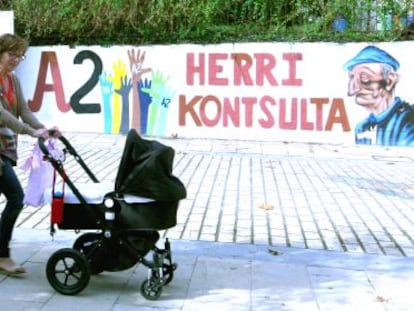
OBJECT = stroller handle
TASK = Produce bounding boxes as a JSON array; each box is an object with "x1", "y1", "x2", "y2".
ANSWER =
[
  {"x1": 38, "y1": 132, "x2": 99, "y2": 183},
  {"x1": 38, "y1": 131, "x2": 75, "y2": 160},
  {"x1": 37, "y1": 130, "x2": 57, "y2": 157}
]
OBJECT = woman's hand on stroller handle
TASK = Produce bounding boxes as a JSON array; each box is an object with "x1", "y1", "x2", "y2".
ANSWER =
[
  {"x1": 33, "y1": 128, "x2": 49, "y2": 140},
  {"x1": 48, "y1": 127, "x2": 62, "y2": 138},
  {"x1": 34, "y1": 127, "x2": 62, "y2": 141},
  {"x1": 37, "y1": 127, "x2": 64, "y2": 158}
]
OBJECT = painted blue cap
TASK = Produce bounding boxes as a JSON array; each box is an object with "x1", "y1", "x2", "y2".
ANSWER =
[{"x1": 344, "y1": 45, "x2": 400, "y2": 71}]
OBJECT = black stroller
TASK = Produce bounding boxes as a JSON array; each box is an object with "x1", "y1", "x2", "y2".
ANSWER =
[{"x1": 38, "y1": 129, "x2": 186, "y2": 300}]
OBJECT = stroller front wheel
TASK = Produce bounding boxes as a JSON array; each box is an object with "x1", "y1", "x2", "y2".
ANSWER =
[
  {"x1": 46, "y1": 248, "x2": 91, "y2": 295},
  {"x1": 154, "y1": 263, "x2": 176, "y2": 285},
  {"x1": 140, "y1": 278, "x2": 163, "y2": 300}
]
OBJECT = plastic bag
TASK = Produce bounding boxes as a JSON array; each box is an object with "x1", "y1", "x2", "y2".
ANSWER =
[{"x1": 21, "y1": 139, "x2": 63, "y2": 207}]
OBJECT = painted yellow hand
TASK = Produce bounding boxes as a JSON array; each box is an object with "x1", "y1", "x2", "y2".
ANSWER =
[
  {"x1": 107, "y1": 59, "x2": 127, "y2": 133},
  {"x1": 108, "y1": 59, "x2": 128, "y2": 88}
]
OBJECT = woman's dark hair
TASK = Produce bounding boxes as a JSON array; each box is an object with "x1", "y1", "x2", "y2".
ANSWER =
[{"x1": 0, "y1": 33, "x2": 29, "y2": 55}]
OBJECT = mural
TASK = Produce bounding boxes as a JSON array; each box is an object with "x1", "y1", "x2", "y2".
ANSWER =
[
  {"x1": 344, "y1": 45, "x2": 414, "y2": 146},
  {"x1": 15, "y1": 42, "x2": 414, "y2": 145},
  {"x1": 26, "y1": 49, "x2": 174, "y2": 136}
]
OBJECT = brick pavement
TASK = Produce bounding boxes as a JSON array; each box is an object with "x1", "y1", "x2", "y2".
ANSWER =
[{"x1": 3, "y1": 132, "x2": 414, "y2": 257}]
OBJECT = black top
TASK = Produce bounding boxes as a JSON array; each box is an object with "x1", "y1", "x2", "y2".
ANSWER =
[{"x1": 115, "y1": 129, "x2": 187, "y2": 201}]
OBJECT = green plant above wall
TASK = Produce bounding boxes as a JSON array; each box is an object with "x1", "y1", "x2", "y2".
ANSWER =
[{"x1": 1, "y1": 0, "x2": 413, "y2": 45}]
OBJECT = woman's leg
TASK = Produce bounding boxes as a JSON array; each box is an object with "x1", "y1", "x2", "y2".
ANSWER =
[{"x1": 0, "y1": 159, "x2": 24, "y2": 258}]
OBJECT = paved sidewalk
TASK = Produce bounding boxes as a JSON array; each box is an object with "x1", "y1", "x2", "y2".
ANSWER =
[
  {"x1": 2, "y1": 228, "x2": 414, "y2": 310},
  {"x1": 12, "y1": 132, "x2": 414, "y2": 256},
  {"x1": 0, "y1": 132, "x2": 413, "y2": 310}
]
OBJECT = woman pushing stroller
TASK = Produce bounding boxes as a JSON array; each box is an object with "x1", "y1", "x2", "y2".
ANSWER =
[{"x1": 0, "y1": 33, "x2": 61, "y2": 275}]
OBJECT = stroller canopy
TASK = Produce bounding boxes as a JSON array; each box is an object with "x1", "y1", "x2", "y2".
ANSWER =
[{"x1": 114, "y1": 129, "x2": 187, "y2": 201}]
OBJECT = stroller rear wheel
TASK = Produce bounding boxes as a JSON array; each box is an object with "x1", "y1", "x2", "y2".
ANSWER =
[
  {"x1": 46, "y1": 248, "x2": 91, "y2": 295},
  {"x1": 73, "y1": 232, "x2": 105, "y2": 274}
]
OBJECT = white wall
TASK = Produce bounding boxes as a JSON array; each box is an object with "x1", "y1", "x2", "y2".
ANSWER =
[
  {"x1": 15, "y1": 42, "x2": 414, "y2": 145},
  {"x1": 0, "y1": 11, "x2": 14, "y2": 35}
]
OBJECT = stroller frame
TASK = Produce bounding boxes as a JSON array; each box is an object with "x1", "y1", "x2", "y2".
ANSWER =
[{"x1": 39, "y1": 132, "x2": 181, "y2": 300}]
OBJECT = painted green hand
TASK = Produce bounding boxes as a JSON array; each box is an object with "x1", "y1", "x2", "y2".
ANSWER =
[
  {"x1": 141, "y1": 70, "x2": 170, "y2": 103},
  {"x1": 142, "y1": 70, "x2": 170, "y2": 136}
]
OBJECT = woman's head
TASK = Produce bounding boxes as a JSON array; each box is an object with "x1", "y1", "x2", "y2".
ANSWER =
[{"x1": 0, "y1": 34, "x2": 28, "y2": 73}]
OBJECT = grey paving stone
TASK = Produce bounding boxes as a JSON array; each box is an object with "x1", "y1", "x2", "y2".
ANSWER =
[{"x1": 1, "y1": 132, "x2": 414, "y2": 309}]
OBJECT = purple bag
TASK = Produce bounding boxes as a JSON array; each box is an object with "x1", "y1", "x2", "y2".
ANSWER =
[{"x1": 21, "y1": 139, "x2": 63, "y2": 207}]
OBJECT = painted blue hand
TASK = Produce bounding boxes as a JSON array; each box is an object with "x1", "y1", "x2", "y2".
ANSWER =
[
  {"x1": 99, "y1": 71, "x2": 113, "y2": 133},
  {"x1": 138, "y1": 78, "x2": 152, "y2": 135},
  {"x1": 115, "y1": 76, "x2": 133, "y2": 134},
  {"x1": 155, "y1": 85, "x2": 176, "y2": 136}
]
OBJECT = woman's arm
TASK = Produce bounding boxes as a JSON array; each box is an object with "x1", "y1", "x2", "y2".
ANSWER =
[
  {"x1": 0, "y1": 99, "x2": 37, "y2": 136},
  {"x1": 11, "y1": 74, "x2": 45, "y2": 129}
]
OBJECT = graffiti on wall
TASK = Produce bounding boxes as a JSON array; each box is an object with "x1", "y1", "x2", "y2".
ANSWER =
[
  {"x1": 26, "y1": 48, "x2": 351, "y2": 137},
  {"x1": 18, "y1": 42, "x2": 414, "y2": 146},
  {"x1": 27, "y1": 49, "x2": 174, "y2": 136},
  {"x1": 180, "y1": 52, "x2": 351, "y2": 133},
  {"x1": 344, "y1": 45, "x2": 414, "y2": 146}
]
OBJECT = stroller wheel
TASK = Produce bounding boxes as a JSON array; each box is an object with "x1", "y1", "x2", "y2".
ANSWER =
[
  {"x1": 73, "y1": 232, "x2": 105, "y2": 274},
  {"x1": 140, "y1": 279, "x2": 163, "y2": 300},
  {"x1": 46, "y1": 248, "x2": 91, "y2": 295},
  {"x1": 154, "y1": 263, "x2": 176, "y2": 285},
  {"x1": 165, "y1": 263, "x2": 177, "y2": 285}
]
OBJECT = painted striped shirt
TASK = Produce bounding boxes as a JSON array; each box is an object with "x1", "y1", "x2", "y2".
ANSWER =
[{"x1": 355, "y1": 97, "x2": 414, "y2": 146}]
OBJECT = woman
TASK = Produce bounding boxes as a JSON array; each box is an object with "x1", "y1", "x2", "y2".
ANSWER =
[{"x1": 0, "y1": 33, "x2": 59, "y2": 274}]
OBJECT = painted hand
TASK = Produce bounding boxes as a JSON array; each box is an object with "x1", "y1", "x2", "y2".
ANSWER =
[{"x1": 128, "y1": 49, "x2": 151, "y2": 82}]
